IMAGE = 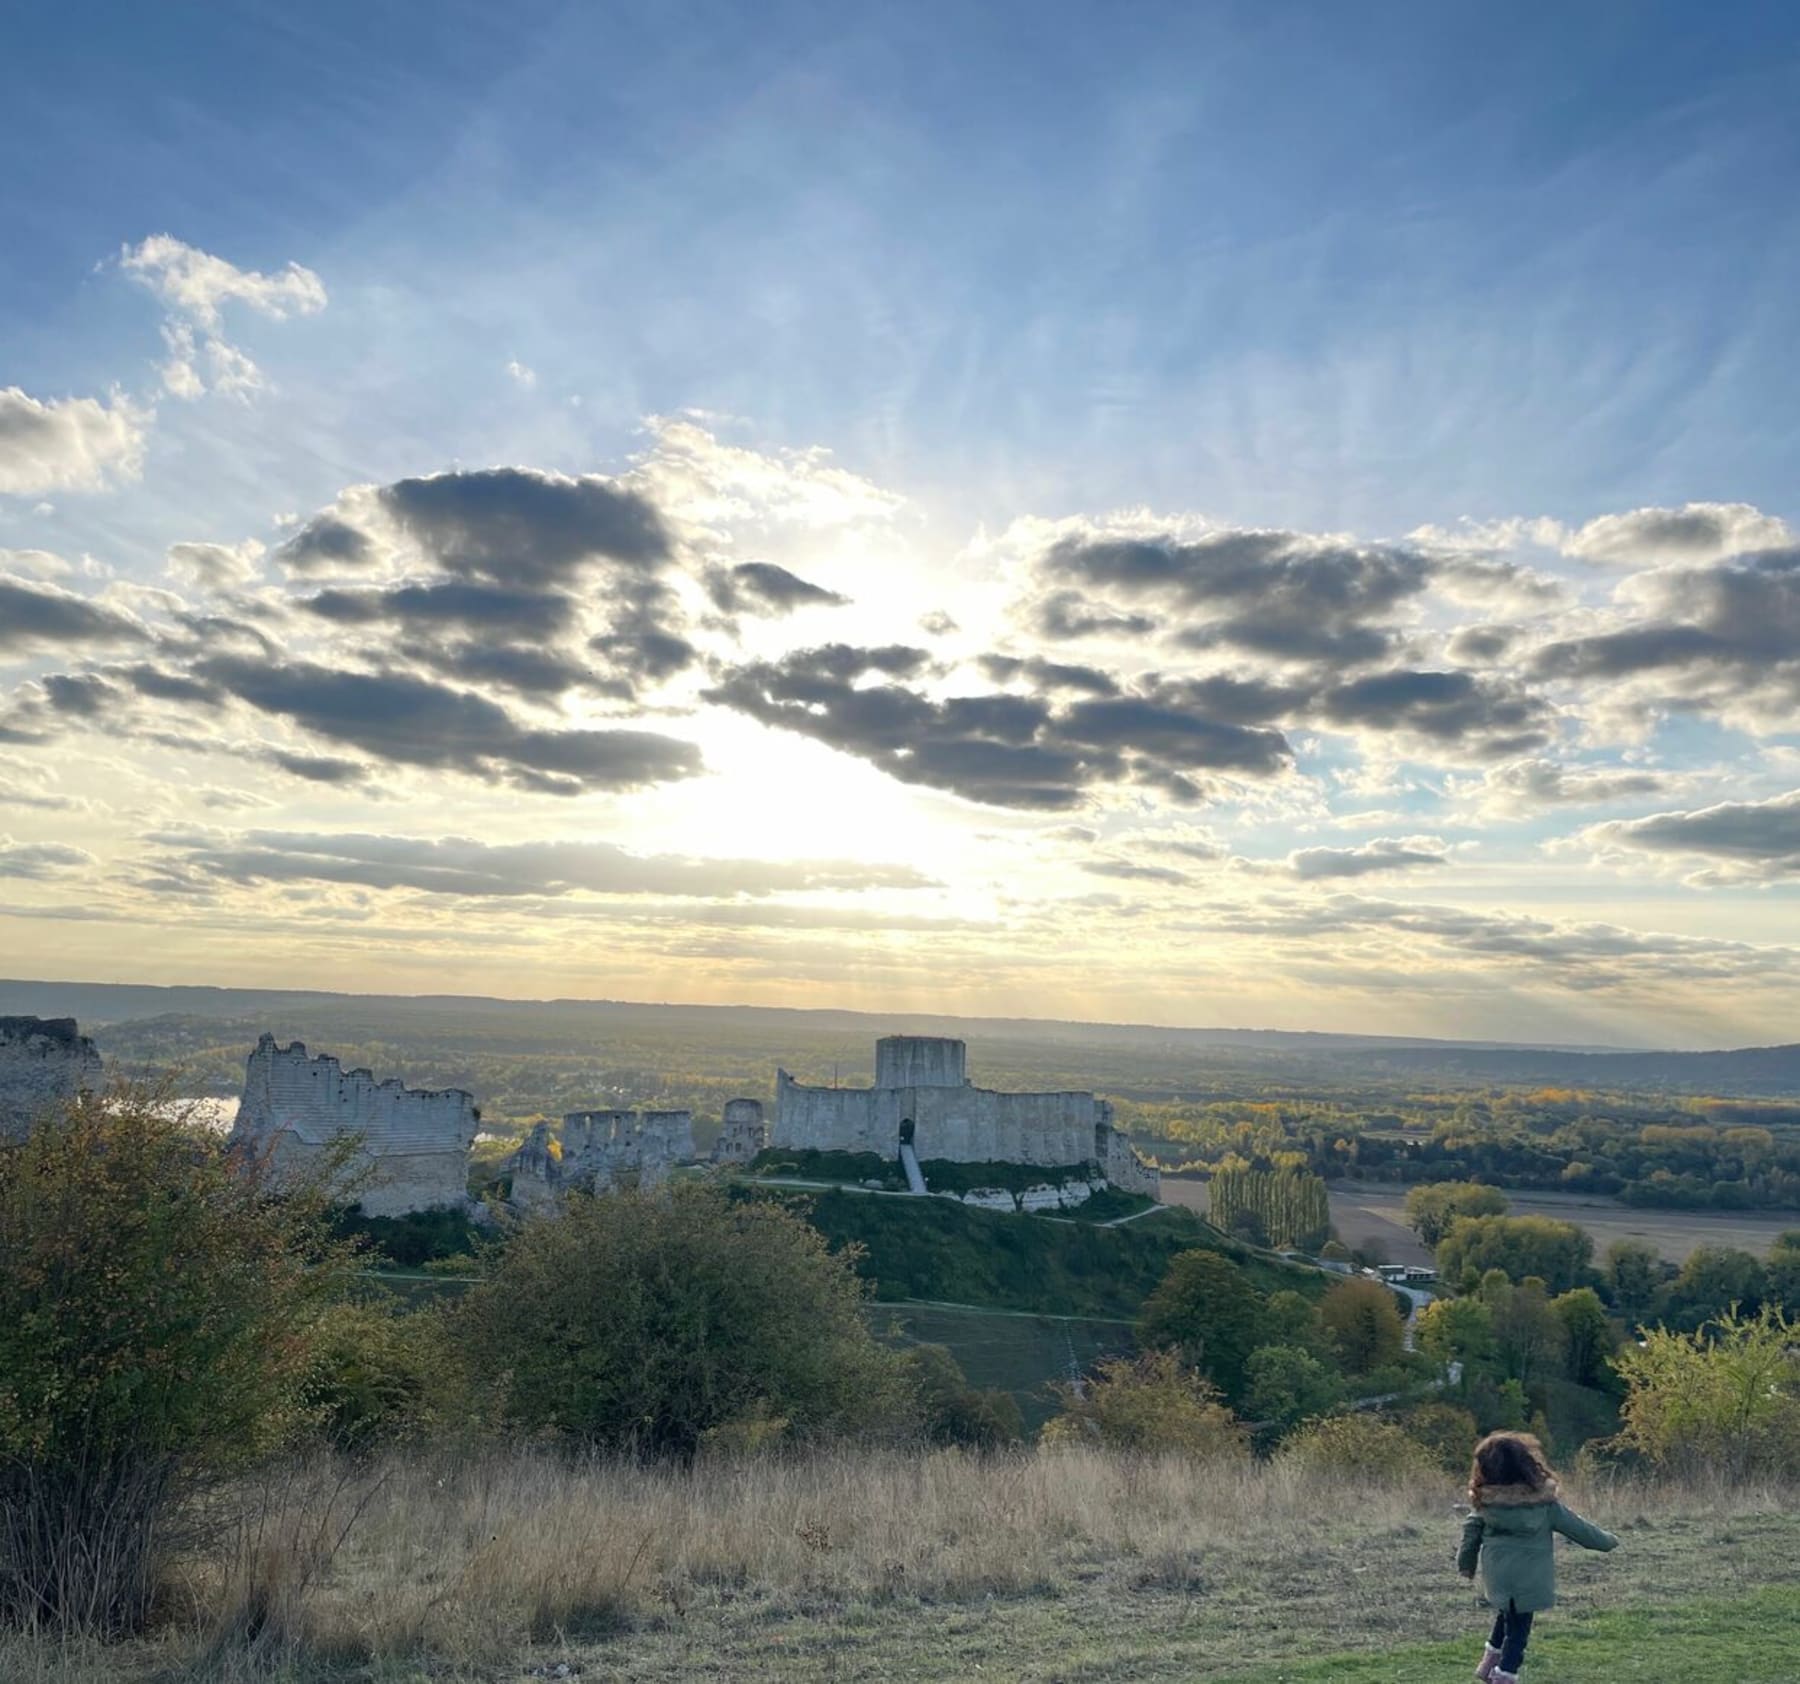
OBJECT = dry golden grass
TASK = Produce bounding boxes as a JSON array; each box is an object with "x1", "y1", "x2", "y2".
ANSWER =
[{"x1": 5, "y1": 1446, "x2": 1798, "y2": 1682}]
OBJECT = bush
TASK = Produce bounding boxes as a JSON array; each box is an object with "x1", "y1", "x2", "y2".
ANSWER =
[
  {"x1": 901, "y1": 1345, "x2": 1024, "y2": 1449},
  {"x1": 302, "y1": 1301, "x2": 473, "y2": 1448},
  {"x1": 1401, "y1": 1401, "x2": 1481, "y2": 1471},
  {"x1": 1611, "y1": 1305, "x2": 1800, "y2": 1480},
  {"x1": 0, "y1": 1088, "x2": 357, "y2": 1635},
  {"x1": 332, "y1": 1204, "x2": 481, "y2": 1267},
  {"x1": 456, "y1": 1184, "x2": 911, "y2": 1455},
  {"x1": 1276, "y1": 1413, "x2": 1439, "y2": 1482},
  {"x1": 1243, "y1": 1344, "x2": 1341, "y2": 1432},
  {"x1": 1042, "y1": 1352, "x2": 1247, "y2": 1458}
]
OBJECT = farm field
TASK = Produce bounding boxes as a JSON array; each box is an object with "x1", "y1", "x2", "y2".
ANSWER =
[{"x1": 1329, "y1": 1181, "x2": 1798, "y2": 1265}]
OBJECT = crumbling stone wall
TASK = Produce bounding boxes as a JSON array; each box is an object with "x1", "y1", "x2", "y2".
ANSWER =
[
  {"x1": 0, "y1": 1015, "x2": 103, "y2": 1141},
  {"x1": 231, "y1": 1033, "x2": 479, "y2": 1216},
  {"x1": 1098, "y1": 1111, "x2": 1161, "y2": 1198},
  {"x1": 712, "y1": 1098, "x2": 767, "y2": 1164},
  {"x1": 508, "y1": 1106, "x2": 698, "y2": 1204}
]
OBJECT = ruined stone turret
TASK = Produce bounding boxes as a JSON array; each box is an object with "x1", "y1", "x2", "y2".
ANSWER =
[
  {"x1": 713, "y1": 1097, "x2": 767, "y2": 1164},
  {"x1": 0, "y1": 1015, "x2": 104, "y2": 1141}
]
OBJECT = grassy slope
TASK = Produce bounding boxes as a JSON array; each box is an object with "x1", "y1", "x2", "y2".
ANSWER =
[{"x1": 796, "y1": 1185, "x2": 1321, "y2": 1317}]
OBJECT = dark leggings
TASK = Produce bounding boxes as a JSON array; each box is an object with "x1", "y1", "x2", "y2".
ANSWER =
[{"x1": 1488, "y1": 1603, "x2": 1534, "y2": 1671}]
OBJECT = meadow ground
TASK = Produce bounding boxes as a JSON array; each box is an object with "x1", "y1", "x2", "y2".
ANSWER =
[
  {"x1": 1327, "y1": 1181, "x2": 1799, "y2": 1266},
  {"x1": 5, "y1": 1450, "x2": 1796, "y2": 1684}
]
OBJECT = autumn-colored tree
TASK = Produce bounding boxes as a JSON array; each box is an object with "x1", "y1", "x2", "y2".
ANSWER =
[
  {"x1": 1043, "y1": 1351, "x2": 1247, "y2": 1458},
  {"x1": 0, "y1": 1088, "x2": 357, "y2": 1635},
  {"x1": 1319, "y1": 1276, "x2": 1406, "y2": 1374}
]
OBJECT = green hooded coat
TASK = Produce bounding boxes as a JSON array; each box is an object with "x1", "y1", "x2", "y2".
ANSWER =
[{"x1": 1456, "y1": 1479, "x2": 1618, "y2": 1613}]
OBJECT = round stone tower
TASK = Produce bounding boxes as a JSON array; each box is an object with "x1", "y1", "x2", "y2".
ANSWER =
[{"x1": 875, "y1": 1035, "x2": 968, "y2": 1089}]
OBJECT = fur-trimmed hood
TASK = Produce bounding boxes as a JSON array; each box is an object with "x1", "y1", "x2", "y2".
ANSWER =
[{"x1": 1470, "y1": 1478, "x2": 1560, "y2": 1509}]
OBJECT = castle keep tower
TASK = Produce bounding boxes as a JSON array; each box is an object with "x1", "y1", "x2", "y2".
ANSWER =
[
  {"x1": 874, "y1": 1035, "x2": 968, "y2": 1089},
  {"x1": 771, "y1": 1034, "x2": 1157, "y2": 1194}
]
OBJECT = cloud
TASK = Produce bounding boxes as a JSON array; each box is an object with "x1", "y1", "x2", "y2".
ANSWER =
[
  {"x1": 1579, "y1": 790, "x2": 1800, "y2": 883},
  {"x1": 506, "y1": 360, "x2": 536, "y2": 388},
  {"x1": 1034, "y1": 527, "x2": 1435, "y2": 666},
  {"x1": 0, "y1": 387, "x2": 148, "y2": 495},
  {"x1": 977, "y1": 654, "x2": 1119, "y2": 695},
  {"x1": 152, "y1": 829, "x2": 937, "y2": 899},
  {"x1": 0, "y1": 837, "x2": 94, "y2": 880},
  {"x1": 0, "y1": 575, "x2": 148, "y2": 658},
  {"x1": 301, "y1": 580, "x2": 577, "y2": 639},
  {"x1": 705, "y1": 561, "x2": 850, "y2": 616},
  {"x1": 634, "y1": 416, "x2": 905, "y2": 531},
  {"x1": 166, "y1": 539, "x2": 264, "y2": 592},
  {"x1": 1529, "y1": 548, "x2": 1800, "y2": 729},
  {"x1": 120, "y1": 235, "x2": 327, "y2": 399},
  {"x1": 1317, "y1": 669, "x2": 1554, "y2": 761},
  {"x1": 706, "y1": 643, "x2": 1291, "y2": 810},
  {"x1": 1563, "y1": 503, "x2": 1792, "y2": 567},
  {"x1": 1081, "y1": 858, "x2": 1190, "y2": 886},
  {"x1": 378, "y1": 468, "x2": 671, "y2": 584},
  {"x1": 1196, "y1": 892, "x2": 1796, "y2": 991},
  {"x1": 276, "y1": 514, "x2": 379, "y2": 575},
  {"x1": 191, "y1": 655, "x2": 703, "y2": 794},
  {"x1": 1283, "y1": 836, "x2": 1454, "y2": 880},
  {"x1": 1455, "y1": 758, "x2": 1681, "y2": 818}
]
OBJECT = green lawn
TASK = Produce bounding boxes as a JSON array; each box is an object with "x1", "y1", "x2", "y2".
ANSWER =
[{"x1": 1211, "y1": 1587, "x2": 1800, "y2": 1682}]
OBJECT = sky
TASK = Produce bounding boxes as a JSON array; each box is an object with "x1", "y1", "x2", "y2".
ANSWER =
[{"x1": 2, "y1": 0, "x2": 1799, "y2": 1049}]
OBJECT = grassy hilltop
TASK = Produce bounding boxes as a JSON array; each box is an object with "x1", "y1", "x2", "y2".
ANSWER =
[{"x1": 6, "y1": 1450, "x2": 1796, "y2": 1682}]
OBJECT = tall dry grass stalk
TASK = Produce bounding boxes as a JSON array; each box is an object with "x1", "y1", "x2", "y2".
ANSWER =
[{"x1": 6, "y1": 1445, "x2": 1795, "y2": 1677}]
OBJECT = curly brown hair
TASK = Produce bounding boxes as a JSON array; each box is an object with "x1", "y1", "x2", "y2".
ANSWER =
[{"x1": 1468, "y1": 1430, "x2": 1556, "y2": 1504}]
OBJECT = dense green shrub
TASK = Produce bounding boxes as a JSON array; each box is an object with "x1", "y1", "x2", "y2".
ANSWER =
[
  {"x1": 1043, "y1": 1351, "x2": 1247, "y2": 1458},
  {"x1": 1436, "y1": 1214, "x2": 1594, "y2": 1294},
  {"x1": 0, "y1": 1089, "x2": 357, "y2": 1635},
  {"x1": 331, "y1": 1202, "x2": 482, "y2": 1266},
  {"x1": 1403, "y1": 1181, "x2": 1508, "y2": 1247},
  {"x1": 1276, "y1": 1413, "x2": 1439, "y2": 1482},
  {"x1": 457, "y1": 1184, "x2": 910, "y2": 1454},
  {"x1": 1611, "y1": 1306, "x2": 1800, "y2": 1480},
  {"x1": 1137, "y1": 1249, "x2": 1265, "y2": 1404},
  {"x1": 901, "y1": 1344, "x2": 1024, "y2": 1449}
]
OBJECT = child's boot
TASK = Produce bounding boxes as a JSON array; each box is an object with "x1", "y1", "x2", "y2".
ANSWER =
[
  {"x1": 1474, "y1": 1645, "x2": 1503, "y2": 1681},
  {"x1": 1491, "y1": 1671, "x2": 1520, "y2": 1683}
]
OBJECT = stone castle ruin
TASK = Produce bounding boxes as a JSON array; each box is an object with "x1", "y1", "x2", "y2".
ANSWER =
[
  {"x1": 3, "y1": 1012, "x2": 1150, "y2": 1219},
  {"x1": 0, "y1": 1015, "x2": 104, "y2": 1141},
  {"x1": 230, "y1": 1033, "x2": 481, "y2": 1217},
  {"x1": 508, "y1": 1106, "x2": 699, "y2": 1207},
  {"x1": 775, "y1": 1035, "x2": 1159, "y2": 1198},
  {"x1": 713, "y1": 1098, "x2": 768, "y2": 1165}
]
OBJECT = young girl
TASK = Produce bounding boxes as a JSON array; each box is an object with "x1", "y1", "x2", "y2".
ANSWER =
[{"x1": 1456, "y1": 1430, "x2": 1618, "y2": 1682}]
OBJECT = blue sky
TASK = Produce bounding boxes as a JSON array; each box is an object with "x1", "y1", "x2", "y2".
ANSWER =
[{"x1": 2, "y1": 1, "x2": 1798, "y2": 1045}]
